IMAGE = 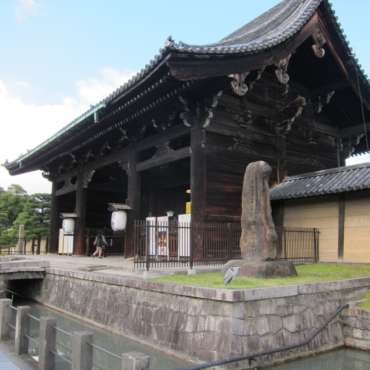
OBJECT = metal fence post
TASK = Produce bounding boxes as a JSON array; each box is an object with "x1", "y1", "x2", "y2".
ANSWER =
[
  {"x1": 145, "y1": 222, "x2": 150, "y2": 271},
  {"x1": 39, "y1": 317, "x2": 56, "y2": 370},
  {"x1": 0, "y1": 299, "x2": 12, "y2": 340},
  {"x1": 72, "y1": 331, "x2": 93, "y2": 370},
  {"x1": 122, "y1": 352, "x2": 150, "y2": 370},
  {"x1": 15, "y1": 305, "x2": 31, "y2": 355}
]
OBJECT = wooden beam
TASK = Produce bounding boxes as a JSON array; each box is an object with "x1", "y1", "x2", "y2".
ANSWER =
[
  {"x1": 340, "y1": 123, "x2": 370, "y2": 138},
  {"x1": 52, "y1": 125, "x2": 189, "y2": 182},
  {"x1": 137, "y1": 147, "x2": 191, "y2": 172},
  {"x1": 125, "y1": 148, "x2": 141, "y2": 257},
  {"x1": 74, "y1": 173, "x2": 87, "y2": 256},
  {"x1": 190, "y1": 122, "x2": 206, "y2": 262}
]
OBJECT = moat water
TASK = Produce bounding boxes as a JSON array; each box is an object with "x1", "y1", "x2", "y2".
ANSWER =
[
  {"x1": 9, "y1": 300, "x2": 370, "y2": 370},
  {"x1": 267, "y1": 348, "x2": 370, "y2": 370},
  {"x1": 22, "y1": 302, "x2": 192, "y2": 370}
]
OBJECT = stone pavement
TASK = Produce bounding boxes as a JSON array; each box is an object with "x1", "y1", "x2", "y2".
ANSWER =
[{"x1": 16, "y1": 254, "x2": 220, "y2": 279}]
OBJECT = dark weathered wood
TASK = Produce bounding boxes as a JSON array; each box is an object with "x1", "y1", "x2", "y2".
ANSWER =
[
  {"x1": 48, "y1": 181, "x2": 59, "y2": 253},
  {"x1": 340, "y1": 122, "x2": 370, "y2": 138},
  {"x1": 190, "y1": 121, "x2": 206, "y2": 261},
  {"x1": 125, "y1": 148, "x2": 141, "y2": 257},
  {"x1": 137, "y1": 147, "x2": 190, "y2": 172},
  {"x1": 338, "y1": 194, "x2": 346, "y2": 259},
  {"x1": 74, "y1": 173, "x2": 87, "y2": 256}
]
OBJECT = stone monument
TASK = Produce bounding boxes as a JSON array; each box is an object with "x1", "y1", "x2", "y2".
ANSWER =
[{"x1": 224, "y1": 161, "x2": 297, "y2": 278}]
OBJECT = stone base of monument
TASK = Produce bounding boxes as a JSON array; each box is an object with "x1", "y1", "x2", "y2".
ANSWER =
[{"x1": 223, "y1": 259, "x2": 297, "y2": 278}]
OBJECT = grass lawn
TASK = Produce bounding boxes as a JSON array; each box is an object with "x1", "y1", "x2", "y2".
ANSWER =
[
  {"x1": 153, "y1": 264, "x2": 370, "y2": 289},
  {"x1": 359, "y1": 291, "x2": 370, "y2": 311}
]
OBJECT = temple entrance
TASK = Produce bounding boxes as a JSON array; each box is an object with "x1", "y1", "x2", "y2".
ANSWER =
[
  {"x1": 85, "y1": 163, "x2": 127, "y2": 255},
  {"x1": 140, "y1": 158, "x2": 190, "y2": 219}
]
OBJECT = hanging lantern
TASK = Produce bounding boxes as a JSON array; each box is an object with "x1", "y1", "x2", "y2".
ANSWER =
[
  {"x1": 60, "y1": 213, "x2": 77, "y2": 235},
  {"x1": 108, "y1": 203, "x2": 131, "y2": 232}
]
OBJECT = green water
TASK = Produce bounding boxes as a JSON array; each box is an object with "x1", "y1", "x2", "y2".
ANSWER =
[
  {"x1": 25, "y1": 302, "x2": 192, "y2": 370},
  {"x1": 267, "y1": 348, "x2": 370, "y2": 370}
]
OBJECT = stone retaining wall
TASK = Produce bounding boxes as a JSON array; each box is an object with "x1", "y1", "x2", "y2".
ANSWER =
[
  {"x1": 11, "y1": 270, "x2": 370, "y2": 367},
  {"x1": 342, "y1": 306, "x2": 370, "y2": 351}
]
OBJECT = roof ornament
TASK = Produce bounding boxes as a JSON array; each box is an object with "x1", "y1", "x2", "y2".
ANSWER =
[
  {"x1": 164, "y1": 36, "x2": 175, "y2": 48},
  {"x1": 229, "y1": 72, "x2": 250, "y2": 96},
  {"x1": 312, "y1": 29, "x2": 326, "y2": 58}
]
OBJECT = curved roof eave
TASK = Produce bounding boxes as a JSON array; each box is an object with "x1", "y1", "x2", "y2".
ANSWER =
[{"x1": 6, "y1": 0, "x2": 370, "y2": 174}]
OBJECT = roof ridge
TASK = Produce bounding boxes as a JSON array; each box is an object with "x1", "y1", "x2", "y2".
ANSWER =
[{"x1": 281, "y1": 162, "x2": 370, "y2": 183}]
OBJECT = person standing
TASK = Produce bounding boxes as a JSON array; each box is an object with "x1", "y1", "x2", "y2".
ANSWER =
[{"x1": 92, "y1": 231, "x2": 108, "y2": 258}]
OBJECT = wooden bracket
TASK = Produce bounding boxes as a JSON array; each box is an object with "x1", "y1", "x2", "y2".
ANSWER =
[
  {"x1": 82, "y1": 170, "x2": 95, "y2": 188},
  {"x1": 179, "y1": 90, "x2": 223, "y2": 128},
  {"x1": 276, "y1": 95, "x2": 307, "y2": 134},
  {"x1": 275, "y1": 54, "x2": 291, "y2": 85},
  {"x1": 229, "y1": 72, "x2": 250, "y2": 96},
  {"x1": 312, "y1": 29, "x2": 326, "y2": 59}
]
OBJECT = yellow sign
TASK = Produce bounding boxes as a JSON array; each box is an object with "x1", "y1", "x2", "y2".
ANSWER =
[{"x1": 186, "y1": 202, "x2": 191, "y2": 214}]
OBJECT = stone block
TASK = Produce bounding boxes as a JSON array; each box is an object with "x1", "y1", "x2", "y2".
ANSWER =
[
  {"x1": 14, "y1": 305, "x2": 31, "y2": 355},
  {"x1": 71, "y1": 331, "x2": 93, "y2": 370},
  {"x1": 0, "y1": 298, "x2": 12, "y2": 340}
]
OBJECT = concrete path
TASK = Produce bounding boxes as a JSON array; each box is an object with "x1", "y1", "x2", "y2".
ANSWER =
[
  {"x1": 0, "y1": 352, "x2": 19, "y2": 370},
  {"x1": 3, "y1": 254, "x2": 221, "y2": 280},
  {"x1": 0, "y1": 342, "x2": 36, "y2": 370}
]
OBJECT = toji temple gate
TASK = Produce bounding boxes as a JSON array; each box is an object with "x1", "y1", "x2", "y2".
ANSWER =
[{"x1": 5, "y1": 0, "x2": 370, "y2": 259}]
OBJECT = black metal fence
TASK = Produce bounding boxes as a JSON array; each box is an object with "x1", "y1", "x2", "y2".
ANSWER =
[{"x1": 133, "y1": 220, "x2": 319, "y2": 270}]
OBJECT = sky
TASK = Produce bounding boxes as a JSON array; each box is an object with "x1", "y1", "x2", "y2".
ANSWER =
[{"x1": 1, "y1": 0, "x2": 370, "y2": 194}]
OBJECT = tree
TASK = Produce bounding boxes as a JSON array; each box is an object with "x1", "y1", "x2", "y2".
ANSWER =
[
  {"x1": 7, "y1": 184, "x2": 27, "y2": 195},
  {"x1": 0, "y1": 190, "x2": 26, "y2": 244},
  {"x1": 0, "y1": 186, "x2": 51, "y2": 245},
  {"x1": 13, "y1": 193, "x2": 51, "y2": 240}
]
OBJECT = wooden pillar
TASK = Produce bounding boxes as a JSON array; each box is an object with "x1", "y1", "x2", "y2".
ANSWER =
[
  {"x1": 336, "y1": 138, "x2": 345, "y2": 167},
  {"x1": 276, "y1": 134, "x2": 287, "y2": 183},
  {"x1": 49, "y1": 181, "x2": 59, "y2": 253},
  {"x1": 125, "y1": 148, "x2": 141, "y2": 257},
  {"x1": 190, "y1": 122, "x2": 206, "y2": 261},
  {"x1": 338, "y1": 194, "x2": 346, "y2": 259},
  {"x1": 74, "y1": 173, "x2": 87, "y2": 256}
]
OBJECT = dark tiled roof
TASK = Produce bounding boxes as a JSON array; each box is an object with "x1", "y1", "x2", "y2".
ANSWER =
[
  {"x1": 6, "y1": 0, "x2": 370, "y2": 170},
  {"x1": 271, "y1": 163, "x2": 370, "y2": 200},
  {"x1": 172, "y1": 0, "x2": 321, "y2": 54}
]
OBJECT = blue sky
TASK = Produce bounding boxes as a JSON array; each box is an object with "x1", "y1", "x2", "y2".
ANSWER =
[{"x1": 1, "y1": 0, "x2": 370, "y2": 193}]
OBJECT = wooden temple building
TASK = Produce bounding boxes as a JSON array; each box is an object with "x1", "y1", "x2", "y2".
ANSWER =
[{"x1": 5, "y1": 0, "x2": 370, "y2": 258}]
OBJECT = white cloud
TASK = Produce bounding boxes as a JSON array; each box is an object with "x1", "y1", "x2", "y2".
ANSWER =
[
  {"x1": 15, "y1": 0, "x2": 38, "y2": 22},
  {"x1": 0, "y1": 68, "x2": 134, "y2": 194}
]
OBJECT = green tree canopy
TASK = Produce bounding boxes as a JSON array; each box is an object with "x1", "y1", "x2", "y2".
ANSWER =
[{"x1": 0, "y1": 187, "x2": 50, "y2": 245}]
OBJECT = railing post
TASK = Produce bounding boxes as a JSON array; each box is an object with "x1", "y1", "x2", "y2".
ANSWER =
[
  {"x1": 15, "y1": 305, "x2": 31, "y2": 355},
  {"x1": 145, "y1": 222, "x2": 150, "y2": 271},
  {"x1": 189, "y1": 222, "x2": 193, "y2": 270},
  {"x1": 39, "y1": 317, "x2": 56, "y2": 370},
  {"x1": 122, "y1": 352, "x2": 150, "y2": 370},
  {"x1": 0, "y1": 299, "x2": 12, "y2": 340},
  {"x1": 72, "y1": 331, "x2": 93, "y2": 370}
]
